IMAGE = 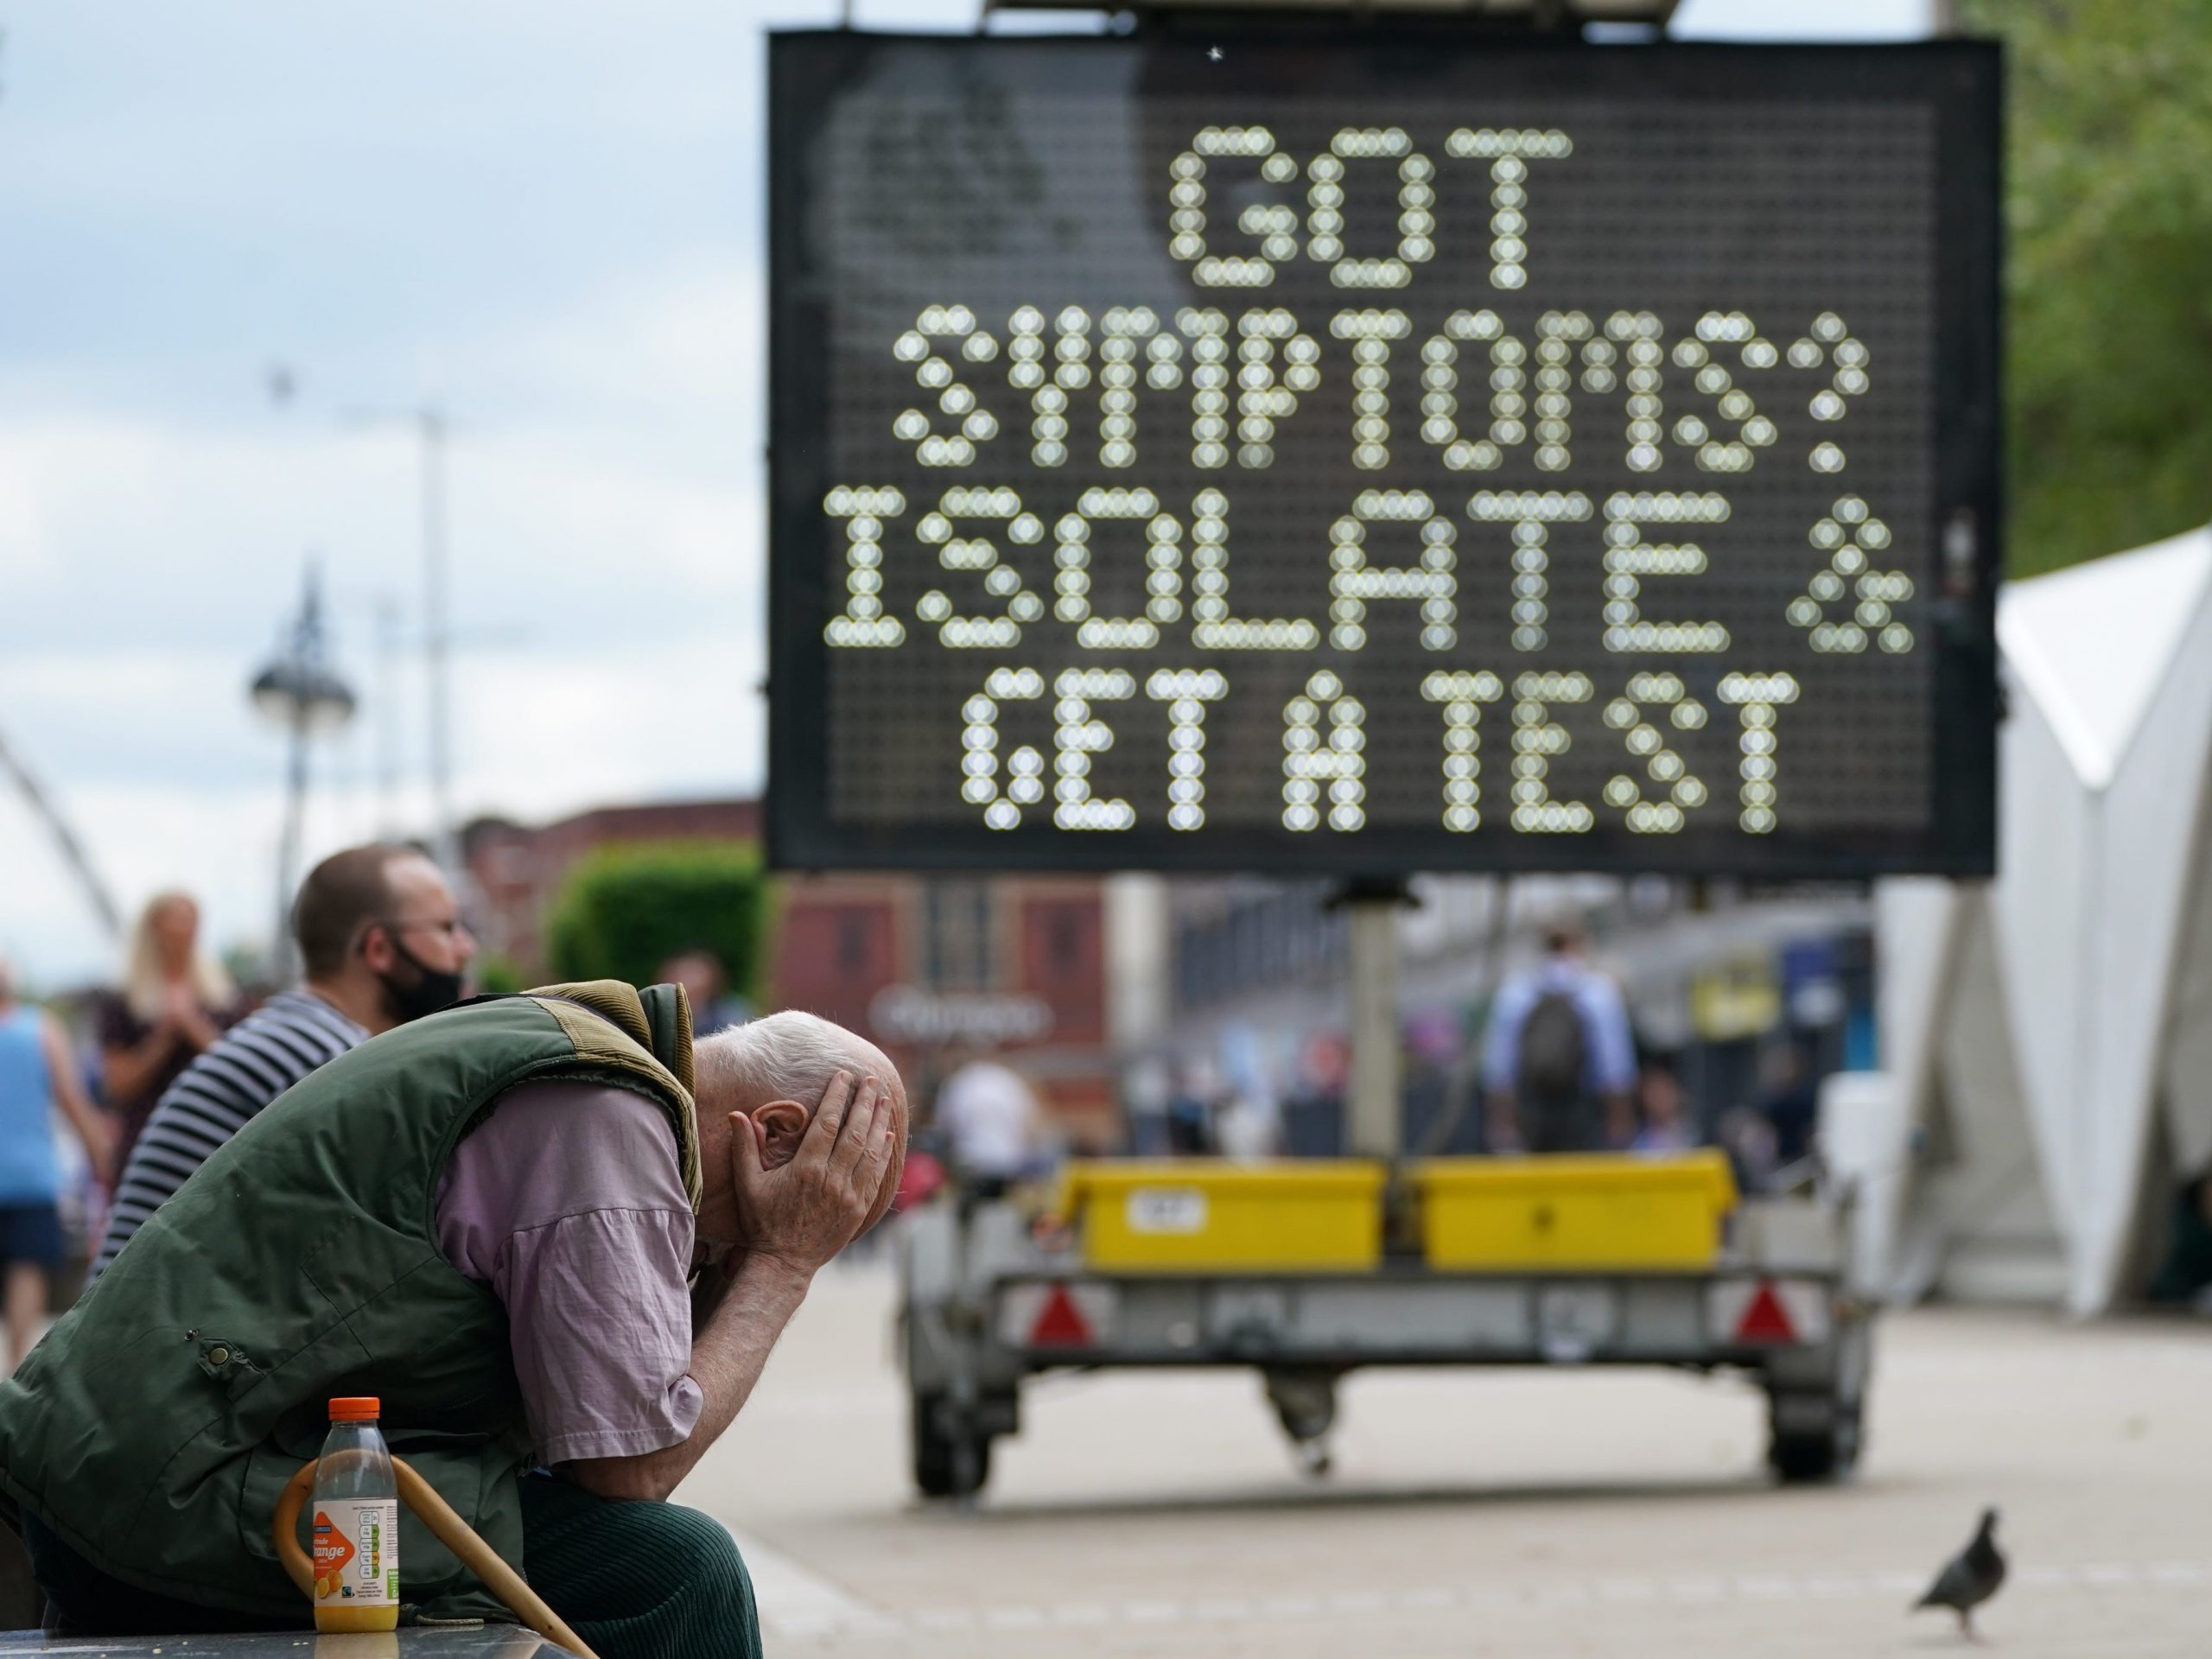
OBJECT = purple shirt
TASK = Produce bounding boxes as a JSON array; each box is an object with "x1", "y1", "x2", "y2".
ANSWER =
[{"x1": 434, "y1": 1079, "x2": 702, "y2": 1465}]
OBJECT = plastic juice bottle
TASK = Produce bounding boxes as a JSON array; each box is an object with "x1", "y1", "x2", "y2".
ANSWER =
[{"x1": 310, "y1": 1397, "x2": 400, "y2": 1631}]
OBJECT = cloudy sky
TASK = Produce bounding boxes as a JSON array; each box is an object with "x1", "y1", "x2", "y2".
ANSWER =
[{"x1": 0, "y1": 0, "x2": 1932, "y2": 984}]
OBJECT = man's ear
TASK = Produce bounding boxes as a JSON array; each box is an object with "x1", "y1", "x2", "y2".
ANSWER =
[
  {"x1": 358, "y1": 921, "x2": 398, "y2": 976},
  {"x1": 753, "y1": 1100, "x2": 810, "y2": 1169}
]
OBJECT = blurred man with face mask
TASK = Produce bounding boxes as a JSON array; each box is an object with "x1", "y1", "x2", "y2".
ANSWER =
[{"x1": 92, "y1": 842, "x2": 476, "y2": 1274}]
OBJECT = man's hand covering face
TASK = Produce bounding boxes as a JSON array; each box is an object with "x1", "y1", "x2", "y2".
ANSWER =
[{"x1": 728, "y1": 1071, "x2": 899, "y2": 1279}]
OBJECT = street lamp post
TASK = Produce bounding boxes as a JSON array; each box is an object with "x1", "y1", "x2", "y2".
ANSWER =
[
  {"x1": 414, "y1": 405, "x2": 454, "y2": 875},
  {"x1": 346, "y1": 404, "x2": 457, "y2": 875},
  {"x1": 251, "y1": 564, "x2": 357, "y2": 982},
  {"x1": 269, "y1": 369, "x2": 461, "y2": 874}
]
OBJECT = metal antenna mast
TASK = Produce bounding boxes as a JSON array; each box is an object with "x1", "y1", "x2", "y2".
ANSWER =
[{"x1": 0, "y1": 727, "x2": 124, "y2": 944}]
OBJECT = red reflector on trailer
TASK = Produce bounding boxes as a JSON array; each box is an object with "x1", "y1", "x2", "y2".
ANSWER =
[
  {"x1": 1735, "y1": 1280, "x2": 1797, "y2": 1343},
  {"x1": 1030, "y1": 1283, "x2": 1094, "y2": 1346}
]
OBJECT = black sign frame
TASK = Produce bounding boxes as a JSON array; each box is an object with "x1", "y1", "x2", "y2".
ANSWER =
[{"x1": 767, "y1": 30, "x2": 2001, "y2": 878}]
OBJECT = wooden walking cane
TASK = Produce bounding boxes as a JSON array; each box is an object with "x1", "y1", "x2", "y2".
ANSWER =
[{"x1": 272, "y1": 1459, "x2": 601, "y2": 1659}]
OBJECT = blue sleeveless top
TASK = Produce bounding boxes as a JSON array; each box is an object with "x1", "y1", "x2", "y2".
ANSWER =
[{"x1": 0, "y1": 1006, "x2": 62, "y2": 1203}]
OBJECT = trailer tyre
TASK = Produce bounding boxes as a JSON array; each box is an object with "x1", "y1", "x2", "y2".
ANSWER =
[
  {"x1": 912, "y1": 1393, "x2": 992, "y2": 1499},
  {"x1": 1766, "y1": 1392, "x2": 1861, "y2": 1484},
  {"x1": 1768, "y1": 1306, "x2": 1872, "y2": 1483}
]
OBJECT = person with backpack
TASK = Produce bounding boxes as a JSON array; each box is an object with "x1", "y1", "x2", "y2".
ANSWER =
[{"x1": 1479, "y1": 926, "x2": 1637, "y2": 1154}]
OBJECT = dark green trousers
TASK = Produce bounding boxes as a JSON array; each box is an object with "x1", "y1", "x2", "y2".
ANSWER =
[
  {"x1": 22, "y1": 1474, "x2": 760, "y2": 1659},
  {"x1": 520, "y1": 1473, "x2": 762, "y2": 1659}
]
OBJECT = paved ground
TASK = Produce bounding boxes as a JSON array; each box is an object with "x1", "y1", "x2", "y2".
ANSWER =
[{"x1": 682, "y1": 1264, "x2": 2212, "y2": 1656}]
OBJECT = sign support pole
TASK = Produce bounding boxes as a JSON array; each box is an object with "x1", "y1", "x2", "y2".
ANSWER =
[{"x1": 1337, "y1": 878, "x2": 1413, "y2": 1160}]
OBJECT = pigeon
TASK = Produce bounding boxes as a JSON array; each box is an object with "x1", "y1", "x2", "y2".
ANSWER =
[{"x1": 1913, "y1": 1507, "x2": 2006, "y2": 1639}]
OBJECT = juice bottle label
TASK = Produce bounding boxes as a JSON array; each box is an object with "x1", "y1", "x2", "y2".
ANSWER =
[{"x1": 312, "y1": 1501, "x2": 400, "y2": 1605}]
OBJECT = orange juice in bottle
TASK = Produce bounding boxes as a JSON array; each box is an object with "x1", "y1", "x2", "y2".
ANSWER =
[{"x1": 311, "y1": 1397, "x2": 400, "y2": 1631}]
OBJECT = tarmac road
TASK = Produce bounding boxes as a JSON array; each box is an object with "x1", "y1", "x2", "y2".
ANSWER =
[{"x1": 683, "y1": 1262, "x2": 2212, "y2": 1656}]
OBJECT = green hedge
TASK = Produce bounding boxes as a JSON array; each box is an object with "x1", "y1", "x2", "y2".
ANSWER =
[
  {"x1": 543, "y1": 842, "x2": 765, "y2": 1001},
  {"x1": 471, "y1": 954, "x2": 528, "y2": 996}
]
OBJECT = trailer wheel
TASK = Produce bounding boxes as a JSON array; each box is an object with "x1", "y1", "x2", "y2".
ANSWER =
[
  {"x1": 911, "y1": 1393, "x2": 992, "y2": 1499},
  {"x1": 1766, "y1": 1390, "x2": 1861, "y2": 1483},
  {"x1": 1767, "y1": 1306, "x2": 1872, "y2": 1484}
]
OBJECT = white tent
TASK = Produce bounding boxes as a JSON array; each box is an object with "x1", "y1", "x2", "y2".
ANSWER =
[{"x1": 1869, "y1": 524, "x2": 2212, "y2": 1315}]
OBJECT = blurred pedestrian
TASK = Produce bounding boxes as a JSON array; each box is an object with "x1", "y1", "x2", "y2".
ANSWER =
[
  {"x1": 1480, "y1": 926, "x2": 1637, "y2": 1153},
  {"x1": 890, "y1": 1142, "x2": 949, "y2": 1213},
  {"x1": 933, "y1": 1047, "x2": 1041, "y2": 1190},
  {"x1": 1214, "y1": 1087, "x2": 1281, "y2": 1161},
  {"x1": 656, "y1": 947, "x2": 752, "y2": 1037},
  {"x1": 0, "y1": 953, "x2": 115, "y2": 1371},
  {"x1": 1121, "y1": 1055, "x2": 1173, "y2": 1157},
  {"x1": 1166, "y1": 1060, "x2": 1220, "y2": 1154},
  {"x1": 1717, "y1": 1106, "x2": 1780, "y2": 1193},
  {"x1": 95, "y1": 893, "x2": 238, "y2": 1166},
  {"x1": 93, "y1": 843, "x2": 475, "y2": 1275},
  {"x1": 1757, "y1": 1044, "x2": 1821, "y2": 1165},
  {"x1": 2148, "y1": 1169, "x2": 2212, "y2": 1312},
  {"x1": 1629, "y1": 1058, "x2": 1697, "y2": 1154}
]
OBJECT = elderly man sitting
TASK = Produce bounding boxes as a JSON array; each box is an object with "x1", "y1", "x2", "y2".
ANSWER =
[{"x1": 0, "y1": 981, "x2": 905, "y2": 1659}]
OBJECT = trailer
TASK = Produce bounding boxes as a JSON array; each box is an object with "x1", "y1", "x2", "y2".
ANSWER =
[{"x1": 899, "y1": 1151, "x2": 1872, "y2": 1497}]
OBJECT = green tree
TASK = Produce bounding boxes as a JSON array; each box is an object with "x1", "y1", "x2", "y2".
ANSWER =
[
  {"x1": 543, "y1": 842, "x2": 766, "y2": 1002},
  {"x1": 1964, "y1": 0, "x2": 2212, "y2": 575},
  {"x1": 471, "y1": 954, "x2": 527, "y2": 996}
]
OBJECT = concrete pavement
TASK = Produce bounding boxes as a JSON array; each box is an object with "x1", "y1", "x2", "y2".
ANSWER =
[{"x1": 683, "y1": 1263, "x2": 2212, "y2": 1656}]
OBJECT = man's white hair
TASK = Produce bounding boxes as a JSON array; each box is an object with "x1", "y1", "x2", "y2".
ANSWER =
[{"x1": 696, "y1": 1010, "x2": 891, "y2": 1111}]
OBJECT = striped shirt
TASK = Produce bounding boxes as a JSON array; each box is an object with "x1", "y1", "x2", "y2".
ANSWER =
[{"x1": 92, "y1": 988, "x2": 366, "y2": 1276}]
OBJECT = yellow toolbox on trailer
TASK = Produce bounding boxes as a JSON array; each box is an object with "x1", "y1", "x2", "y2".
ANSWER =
[
  {"x1": 1059, "y1": 1160, "x2": 1388, "y2": 1272},
  {"x1": 1411, "y1": 1151, "x2": 1738, "y2": 1270}
]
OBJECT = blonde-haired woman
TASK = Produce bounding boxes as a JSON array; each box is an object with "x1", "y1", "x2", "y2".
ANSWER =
[{"x1": 95, "y1": 892, "x2": 238, "y2": 1166}]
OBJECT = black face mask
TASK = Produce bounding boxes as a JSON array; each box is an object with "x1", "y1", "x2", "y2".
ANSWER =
[{"x1": 378, "y1": 936, "x2": 466, "y2": 1024}]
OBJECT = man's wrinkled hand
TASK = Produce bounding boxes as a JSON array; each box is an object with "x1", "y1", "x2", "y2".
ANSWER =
[{"x1": 729, "y1": 1071, "x2": 897, "y2": 1281}]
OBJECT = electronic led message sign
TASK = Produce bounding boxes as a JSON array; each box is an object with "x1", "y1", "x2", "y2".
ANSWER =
[{"x1": 768, "y1": 34, "x2": 2000, "y2": 875}]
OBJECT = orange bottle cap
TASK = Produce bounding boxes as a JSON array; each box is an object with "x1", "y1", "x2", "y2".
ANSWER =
[{"x1": 328, "y1": 1396, "x2": 381, "y2": 1421}]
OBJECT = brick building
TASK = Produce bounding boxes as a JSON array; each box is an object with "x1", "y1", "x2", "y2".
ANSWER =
[{"x1": 461, "y1": 800, "x2": 1116, "y2": 1141}]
